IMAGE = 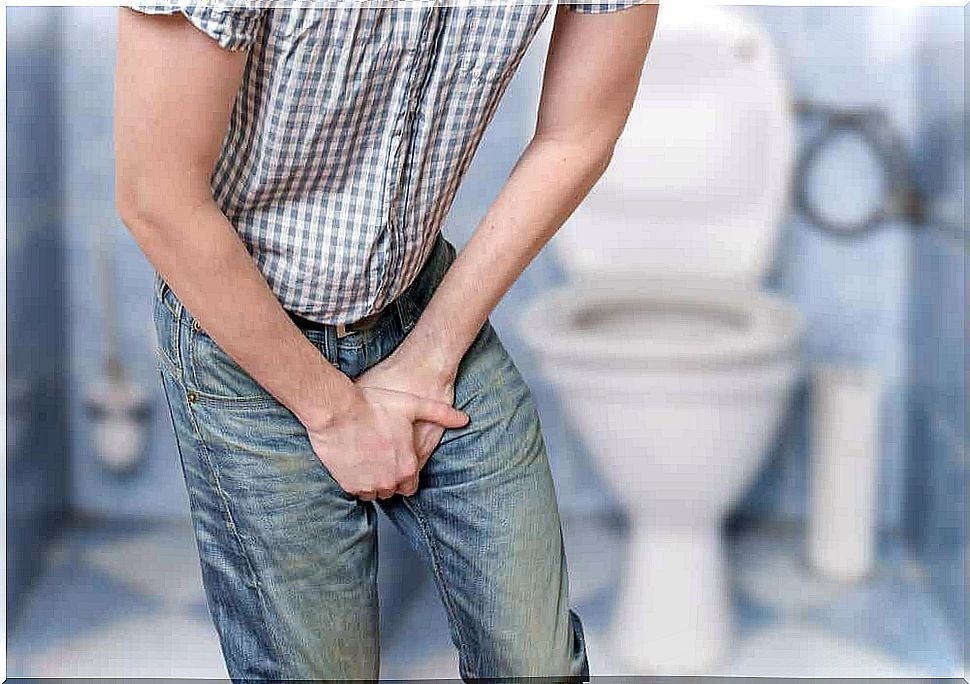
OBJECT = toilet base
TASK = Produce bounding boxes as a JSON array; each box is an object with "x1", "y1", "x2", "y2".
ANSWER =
[{"x1": 607, "y1": 520, "x2": 733, "y2": 674}]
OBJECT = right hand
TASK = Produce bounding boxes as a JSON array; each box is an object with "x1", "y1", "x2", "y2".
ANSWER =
[{"x1": 303, "y1": 386, "x2": 468, "y2": 501}]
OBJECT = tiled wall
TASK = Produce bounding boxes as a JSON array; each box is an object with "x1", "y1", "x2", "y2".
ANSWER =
[
  {"x1": 58, "y1": 7, "x2": 189, "y2": 517},
  {"x1": 6, "y1": 7, "x2": 72, "y2": 622},
  {"x1": 734, "y1": 7, "x2": 920, "y2": 533},
  {"x1": 906, "y1": 6, "x2": 966, "y2": 651}
]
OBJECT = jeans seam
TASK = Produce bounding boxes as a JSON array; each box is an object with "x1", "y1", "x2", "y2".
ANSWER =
[
  {"x1": 154, "y1": 347, "x2": 180, "y2": 383},
  {"x1": 177, "y1": 385, "x2": 290, "y2": 673},
  {"x1": 401, "y1": 495, "x2": 471, "y2": 675}
]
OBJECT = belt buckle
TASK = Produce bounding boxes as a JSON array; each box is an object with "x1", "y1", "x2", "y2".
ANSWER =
[{"x1": 335, "y1": 322, "x2": 349, "y2": 339}]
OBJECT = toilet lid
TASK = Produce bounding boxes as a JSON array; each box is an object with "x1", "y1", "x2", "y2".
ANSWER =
[
  {"x1": 550, "y1": 6, "x2": 795, "y2": 286},
  {"x1": 519, "y1": 277, "x2": 803, "y2": 370}
]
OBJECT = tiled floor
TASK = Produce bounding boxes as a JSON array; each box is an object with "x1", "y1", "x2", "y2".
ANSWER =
[{"x1": 7, "y1": 516, "x2": 962, "y2": 679}]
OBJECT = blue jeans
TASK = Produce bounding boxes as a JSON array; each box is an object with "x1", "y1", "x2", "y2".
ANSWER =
[{"x1": 153, "y1": 235, "x2": 589, "y2": 682}]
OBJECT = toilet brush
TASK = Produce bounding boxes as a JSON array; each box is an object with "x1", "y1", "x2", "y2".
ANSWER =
[{"x1": 84, "y1": 223, "x2": 153, "y2": 477}]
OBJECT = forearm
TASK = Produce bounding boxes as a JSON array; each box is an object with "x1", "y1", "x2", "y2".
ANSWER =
[
  {"x1": 392, "y1": 2, "x2": 656, "y2": 380},
  {"x1": 393, "y1": 134, "x2": 613, "y2": 379},
  {"x1": 122, "y1": 198, "x2": 356, "y2": 426}
]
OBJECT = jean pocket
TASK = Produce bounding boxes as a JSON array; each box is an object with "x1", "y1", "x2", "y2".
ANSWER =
[{"x1": 185, "y1": 318, "x2": 282, "y2": 408}]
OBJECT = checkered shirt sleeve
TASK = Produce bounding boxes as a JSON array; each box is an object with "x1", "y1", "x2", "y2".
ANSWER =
[
  {"x1": 561, "y1": 0, "x2": 656, "y2": 13},
  {"x1": 123, "y1": 2, "x2": 267, "y2": 51}
]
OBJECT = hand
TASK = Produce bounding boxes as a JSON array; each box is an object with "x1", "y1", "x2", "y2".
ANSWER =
[
  {"x1": 355, "y1": 350, "x2": 460, "y2": 494},
  {"x1": 303, "y1": 385, "x2": 467, "y2": 501}
]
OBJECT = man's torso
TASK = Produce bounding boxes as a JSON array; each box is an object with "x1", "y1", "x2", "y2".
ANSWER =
[{"x1": 213, "y1": 4, "x2": 553, "y2": 323}]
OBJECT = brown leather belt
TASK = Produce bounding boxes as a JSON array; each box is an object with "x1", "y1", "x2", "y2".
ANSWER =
[{"x1": 286, "y1": 307, "x2": 386, "y2": 338}]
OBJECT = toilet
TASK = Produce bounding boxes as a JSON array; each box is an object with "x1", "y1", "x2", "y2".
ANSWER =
[{"x1": 518, "y1": 6, "x2": 803, "y2": 674}]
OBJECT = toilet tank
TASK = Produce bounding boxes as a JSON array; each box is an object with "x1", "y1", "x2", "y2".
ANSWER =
[{"x1": 552, "y1": 6, "x2": 795, "y2": 285}]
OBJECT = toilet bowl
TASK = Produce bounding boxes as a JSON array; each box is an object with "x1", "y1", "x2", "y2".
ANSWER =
[
  {"x1": 522, "y1": 276, "x2": 802, "y2": 671},
  {"x1": 518, "y1": 6, "x2": 803, "y2": 674}
]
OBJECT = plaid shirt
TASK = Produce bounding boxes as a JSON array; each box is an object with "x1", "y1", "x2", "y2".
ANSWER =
[{"x1": 126, "y1": 1, "x2": 651, "y2": 324}]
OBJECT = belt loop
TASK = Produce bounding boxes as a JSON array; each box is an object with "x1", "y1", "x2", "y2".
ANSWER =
[
  {"x1": 325, "y1": 325, "x2": 337, "y2": 362},
  {"x1": 157, "y1": 273, "x2": 183, "y2": 322},
  {"x1": 394, "y1": 293, "x2": 415, "y2": 332},
  {"x1": 153, "y1": 271, "x2": 165, "y2": 300}
]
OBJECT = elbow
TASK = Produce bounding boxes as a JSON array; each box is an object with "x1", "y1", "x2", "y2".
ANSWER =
[
  {"x1": 115, "y1": 168, "x2": 205, "y2": 244},
  {"x1": 115, "y1": 172, "x2": 156, "y2": 237},
  {"x1": 115, "y1": 182, "x2": 141, "y2": 232},
  {"x1": 592, "y1": 138, "x2": 616, "y2": 179},
  {"x1": 573, "y1": 135, "x2": 616, "y2": 188},
  {"x1": 527, "y1": 128, "x2": 620, "y2": 196}
]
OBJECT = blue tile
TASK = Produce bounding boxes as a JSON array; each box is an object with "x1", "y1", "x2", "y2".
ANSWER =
[
  {"x1": 803, "y1": 569, "x2": 962, "y2": 674},
  {"x1": 9, "y1": 551, "x2": 163, "y2": 654}
]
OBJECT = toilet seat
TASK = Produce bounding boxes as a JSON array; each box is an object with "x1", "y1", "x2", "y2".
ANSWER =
[{"x1": 520, "y1": 276, "x2": 803, "y2": 371}]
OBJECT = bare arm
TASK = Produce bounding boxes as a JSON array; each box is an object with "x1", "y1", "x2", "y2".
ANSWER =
[
  {"x1": 115, "y1": 9, "x2": 350, "y2": 424},
  {"x1": 115, "y1": 9, "x2": 466, "y2": 500},
  {"x1": 358, "y1": 3, "x2": 658, "y2": 465}
]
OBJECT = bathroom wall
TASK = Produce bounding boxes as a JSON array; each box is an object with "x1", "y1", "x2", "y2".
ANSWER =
[
  {"x1": 57, "y1": 7, "x2": 188, "y2": 518},
  {"x1": 905, "y1": 6, "x2": 966, "y2": 652},
  {"x1": 6, "y1": 7, "x2": 72, "y2": 621},
  {"x1": 734, "y1": 7, "x2": 921, "y2": 535}
]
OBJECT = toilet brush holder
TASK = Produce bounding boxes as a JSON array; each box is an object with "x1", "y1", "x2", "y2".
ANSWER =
[{"x1": 807, "y1": 365, "x2": 882, "y2": 582}]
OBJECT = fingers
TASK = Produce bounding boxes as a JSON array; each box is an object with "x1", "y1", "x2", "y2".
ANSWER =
[
  {"x1": 395, "y1": 474, "x2": 419, "y2": 497},
  {"x1": 414, "y1": 421, "x2": 442, "y2": 458},
  {"x1": 324, "y1": 389, "x2": 463, "y2": 502},
  {"x1": 369, "y1": 438, "x2": 420, "y2": 500},
  {"x1": 353, "y1": 486, "x2": 394, "y2": 501},
  {"x1": 411, "y1": 396, "x2": 469, "y2": 428},
  {"x1": 359, "y1": 472, "x2": 408, "y2": 500},
  {"x1": 376, "y1": 486, "x2": 397, "y2": 500}
]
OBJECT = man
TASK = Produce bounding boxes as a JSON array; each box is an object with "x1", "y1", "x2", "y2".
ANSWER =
[{"x1": 115, "y1": 1, "x2": 657, "y2": 680}]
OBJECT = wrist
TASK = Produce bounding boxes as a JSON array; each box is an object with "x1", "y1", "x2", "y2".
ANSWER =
[
  {"x1": 389, "y1": 340, "x2": 458, "y2": 386},
  {"x1": 291, "y1": 360, "x2": 362, "y2": 430}
]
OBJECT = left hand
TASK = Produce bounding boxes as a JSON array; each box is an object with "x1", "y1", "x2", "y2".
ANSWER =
[{"x1": 354, "y1": 349, "x2": 460, "y2": 494}]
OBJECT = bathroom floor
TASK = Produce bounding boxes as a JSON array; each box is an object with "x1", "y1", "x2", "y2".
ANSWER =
[{"x1": 7, "y1": 515, "x2": 962, "y2": 679}]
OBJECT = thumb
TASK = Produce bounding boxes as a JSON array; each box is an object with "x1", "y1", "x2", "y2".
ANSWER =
[{"x1": 411, "y1": 397, "x2": 469, "y2": 428}]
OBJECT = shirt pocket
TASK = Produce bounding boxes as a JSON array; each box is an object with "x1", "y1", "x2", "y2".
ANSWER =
[{"x1": 451, "y1": 4, "x2": 551, "y2": 82}]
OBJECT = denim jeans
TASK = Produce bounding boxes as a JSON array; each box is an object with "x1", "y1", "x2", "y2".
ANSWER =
[{"x1": 152, "y1": 235, "x2": 589, "y2": 682}]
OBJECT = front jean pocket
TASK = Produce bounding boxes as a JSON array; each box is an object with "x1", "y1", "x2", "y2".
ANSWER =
[{"x1": 185, "y1": 319, "x2": 282, "y2": 408}]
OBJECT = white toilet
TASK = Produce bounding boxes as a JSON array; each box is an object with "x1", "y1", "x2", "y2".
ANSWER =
[{"x1": 519, "y1": 6, "x2": 804, "y2": 674}]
